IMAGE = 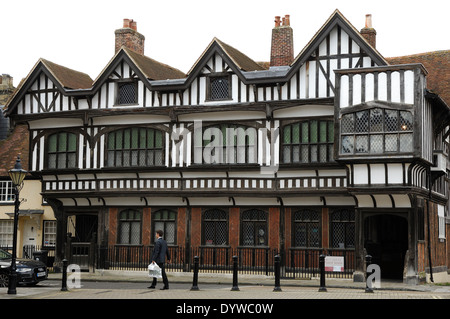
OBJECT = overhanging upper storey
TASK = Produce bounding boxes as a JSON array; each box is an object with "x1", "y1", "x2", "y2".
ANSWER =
[{"x1": 334, "y1": 63, "x2": 433, "y2": 163}]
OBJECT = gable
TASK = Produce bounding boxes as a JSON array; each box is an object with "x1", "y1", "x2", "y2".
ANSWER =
[{"x1": 4, "y1": 59, "x2": 93, "y2": 116}]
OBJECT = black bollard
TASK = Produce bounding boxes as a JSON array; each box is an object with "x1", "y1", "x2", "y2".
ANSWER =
[
  {"x1": 318, "y1": 254, "x2": 327, "y2": 292},
  {"x1": 365, "y1": 255, "x2": 374, "y2": 293},
  {"x1": 273, "y1": 255, "x2": 282, "y2": 292},
  {"x1": 61, "y1": 259, "x2": 68, "y2": 291},
  {"x1": 190, "y1": 256, "x2": 199, "y2": 291},
  {"x1": 231, "y1": 255, "x2": 240, "y2": 291}
]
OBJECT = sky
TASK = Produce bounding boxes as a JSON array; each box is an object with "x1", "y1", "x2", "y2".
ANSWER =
[{"x1": 1, "y1": 0, "x2": 449, "y2": 87}]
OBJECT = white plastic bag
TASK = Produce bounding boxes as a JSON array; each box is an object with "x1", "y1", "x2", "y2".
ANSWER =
[{"x1": 148, "y1": 263, "x2": 162, "y2": 278}]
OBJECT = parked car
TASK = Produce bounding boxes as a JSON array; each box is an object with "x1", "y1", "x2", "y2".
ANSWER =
[{"x1": 0, "y1": 248, "x2": 48, "y2": 287}]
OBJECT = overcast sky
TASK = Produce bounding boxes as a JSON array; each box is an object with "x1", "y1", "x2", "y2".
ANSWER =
[{"x1": 2, "y1": 0, "x2": 449, "y2": 87}]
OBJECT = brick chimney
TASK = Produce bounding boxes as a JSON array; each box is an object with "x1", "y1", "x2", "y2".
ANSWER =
[
  {"x1": 115, "y1": 19, "x2": 145, "y2": 55},
  {"x1": 270, "y1": 15, "x2": 294, "y2": 67},
  {"x1": 360, "y1": 14, "x2": 376, "y2": 48}
]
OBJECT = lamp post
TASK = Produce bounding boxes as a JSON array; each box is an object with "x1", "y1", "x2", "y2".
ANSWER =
[{"x1": 7, "y1": 156, "x2": 27, "y2": 295}]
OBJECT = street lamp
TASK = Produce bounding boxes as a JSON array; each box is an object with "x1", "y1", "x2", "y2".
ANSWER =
[{"x1": 7, "y1": 156, "x2": 27, "y2": 295}]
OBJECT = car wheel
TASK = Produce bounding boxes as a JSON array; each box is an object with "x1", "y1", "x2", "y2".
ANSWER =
[{"x1": 0, "y1": 273, "x2": 9, "y2": 288}]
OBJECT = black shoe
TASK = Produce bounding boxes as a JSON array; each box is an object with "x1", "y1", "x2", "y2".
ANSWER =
[
  {"x1": 148, "y1": 286, "x2": 155, "y2": 289},
  {"x1": 160, "y1": 286, "x2": 169, "y2": 290}
]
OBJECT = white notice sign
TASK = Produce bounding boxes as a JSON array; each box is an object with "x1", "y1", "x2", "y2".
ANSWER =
[{"x1": 324, "y1": 256, "x2": 344, "y2": 272}]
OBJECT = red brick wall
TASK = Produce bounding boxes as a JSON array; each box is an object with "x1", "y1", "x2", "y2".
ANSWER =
[
  {"x1": 270, "y1": 21, "x2": 294, "y2": 67},
  {"x1": 108, "y1": 208, "x2": 118, "y2": 246}
]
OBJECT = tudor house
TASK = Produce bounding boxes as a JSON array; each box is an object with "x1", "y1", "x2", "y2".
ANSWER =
[{"x1": 4, "y1": 11, "x2": 449, "y2": 283}]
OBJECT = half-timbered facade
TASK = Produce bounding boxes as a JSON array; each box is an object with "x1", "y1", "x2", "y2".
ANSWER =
[{"x1": 4, "y1": 11, "x2": 449, "y2": 283}]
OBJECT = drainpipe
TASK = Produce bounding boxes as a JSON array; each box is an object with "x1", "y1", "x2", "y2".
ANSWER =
[
  {"x1": 183, "y1": 197, "x2": 191, "y2": 272},
  {"x1": 426, "y1": 169, "x2": 434, "y2": 282},
  {"x1": 277, "y1": 197, "x2": 285, "y2": 277}
]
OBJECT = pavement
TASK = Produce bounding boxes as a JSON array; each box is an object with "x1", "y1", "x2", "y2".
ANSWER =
[{"x1": 1, "y1": 269, "x2": 450, "y2": 302}]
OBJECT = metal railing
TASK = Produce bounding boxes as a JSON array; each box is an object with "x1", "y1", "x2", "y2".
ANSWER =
[{"x1": 96, "y1": 245, "x2": 355, "y2": 278}]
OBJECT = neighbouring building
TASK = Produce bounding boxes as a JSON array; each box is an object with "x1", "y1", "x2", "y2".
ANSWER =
[
  {"x1": 0, "y1": 76, "x2": 56, "y2": 264},
  {"x1": 3, "y1": 11, "x2": 449, "y2": 283}
]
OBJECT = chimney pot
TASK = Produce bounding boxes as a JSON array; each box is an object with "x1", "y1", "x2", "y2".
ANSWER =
[
  {"x1": 274, "y1": 16, "x2": 281, "y2": 27},
  {"x1": 130, "y1": 20, "x2": 137, "y2": 31},
  {"x1": 115, "y1": 19, "x2": 145, "y2": 55},
  {"x1": 365, "y1": 14, "x2": 372, "y2": 28},
  {"x1": 360, "y1": 14, "x2": 376, "y2": 48},
  {"x1": 270, "y1": 14, "x2": 294, "y2": 66},
  {"x1": 285, "y1": 15, "x2": 290, "y2": 26}
]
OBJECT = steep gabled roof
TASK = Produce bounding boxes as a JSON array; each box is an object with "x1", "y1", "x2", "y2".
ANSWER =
[
  {"x1": 287, "y1": 9, "x2": 388, "y2": 78},
  {"x1": 124, "y1": 48, "x2": 186, "y2": 80},
  {"x1": 4, "y1": 59, "x2": 94, "y2": 115},
  {"x1": 187, "y1": 37, "x2": 265, "y2": 76},
  {"x1": 40, "y1": 59, "x2": 93, "y2": 89},
  {"x1": 92, "y1": 47, "x2": 186, "y2": 91}
]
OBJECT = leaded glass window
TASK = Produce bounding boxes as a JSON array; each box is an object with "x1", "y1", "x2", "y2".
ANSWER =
[
  {"x1": 47, "y1": 132, "x2": 77, "y2": 169},
  {"x1": 207, "y1": 75, "x2": 231, "y2": 101},
  {"x1": 330, "y1": 209, "x2": 355, "y2": 249},
  {"x1": 118, "y1": 209, "x2": 141, "y2": 245},
  {"x1": 195, "y1": 124, "x2": 257, "y2": 164},
  {"x1": 153, "y1": 209, "x2": 176, "y2": 245},
  {"x1": 117, "y1": 81, "x2": 138, "y2": 105},
  {"x1": 203, "y1": 209, "x2": 228, "y2": 246},
  {"x1": 241, "y1": 209, "x2": 268, "y2": 246},
  {"x1": 282, "y1": 120, "x2": 334, "y2": 163},
  {"x1": 292, "y1": 209, "x2": 321, "y2": 247},
  {"x1": 106, "y1": 128, "x2": 164, "y2": 167},
  {"x1": 340, "y1": 108, "x2": 413, "y2": 154}
]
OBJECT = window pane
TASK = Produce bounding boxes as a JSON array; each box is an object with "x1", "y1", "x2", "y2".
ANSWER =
[
  {"x1": 355, "y1": 135, "x2": 368, "y2": 153},
  {"x1": 310, "y1": 120, "x2": 318, "y2": 143},
  {"x1": 355, "y1": 111, "x2": 369, "y2": 133},
  {"x1": 283, "y1": 126, "x2": 291, "y2": 144},
  {"x1": 400, "y1": 133, "x2": 413, "y2": 152},
  {"x1": 341, "y1": 114, "x2": 354, "y2": 133},
  {"x1": 59, "y1": 133, "x2": 67, "y2": 151},
  {"x1": 283, "y1": 146, "x2": 291, "y2": 163},
  {"x1": 370, "y1": 108, "x2": 383, "y2": 132},
  {"x1": 327, "y1": 122, "x2": 334, "y2": 142},
  {"x1": 301, "y1": 122, "x2": 309, "y2": 143},
  {"x1": 210, "y1": 76, "x2": 229, "y2": 100},
  {"x1": 319, "y1": 121, "x2": 327, "y2": 143},
  {"x1": 118, "y1": 82, "x2": 136, "y2": 104},
  {"x1": 292, "y1": 123, "x2": 300, "y2": 144},
  {"x1": 399, "y1": 111, "x2": 413, "y2": 131},
  {"x1": 48, "y1": 134, "x2": 57, "y2": 152},
  {"x1": 341, "y1": 136, "x2": 354, "y2": 154},
  {"x1": 385, "y1": 110, "x2": 398, "y2": 131},
  {"x1": 385, "y1": 134, "x2": 398, "y2": 152},
  {"x1": 124, "y1": 129, "x2": 131, "y2": 149},
  {"x1": 370, "y1": 135, "x2": 383, "y2": 153},
  {"x1": 67, "y1": 134, "x2": 77, "y2": 152}
]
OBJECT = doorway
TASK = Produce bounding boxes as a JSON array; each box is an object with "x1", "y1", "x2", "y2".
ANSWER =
[
  {"x1": 364, "y1": 214, "x2": 408, "y2": 280},
  {"x1": 67, "y1": 214, "x2": 98, "y2": 243}
]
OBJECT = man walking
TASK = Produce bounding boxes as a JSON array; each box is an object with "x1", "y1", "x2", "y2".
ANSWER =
[{"x1": 149, "y1": 229, "x2": 170, "y2": 290}]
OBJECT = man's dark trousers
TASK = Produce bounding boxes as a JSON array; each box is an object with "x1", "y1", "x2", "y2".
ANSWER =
[{"x1": 151, "y1": 262, "x2": 168, "y2": 288}]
